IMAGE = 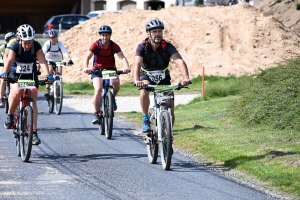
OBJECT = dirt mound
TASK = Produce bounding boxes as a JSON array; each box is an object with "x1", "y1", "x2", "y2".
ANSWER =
[
  {"x1": 58, "y1": 3, "x2": 300, "y2": 84},
  {"x1": 254, "y1": 0, "x2": 300, "y2": 33}
]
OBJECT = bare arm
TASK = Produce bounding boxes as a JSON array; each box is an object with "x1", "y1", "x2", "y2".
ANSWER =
[
  {"x1": 3, "y1": 50, "x2": 16, "y2": 74},
  {"x1": 116, "y1": 51, "x2": 130, "y2": 73},
  {"x1": 36, "y1": 49, "x2": 50, "y2": 75},
  {"x1": 134, "y1": 56, "x2": 144, "y2": 87},
  {"x1": 83, "y1": 51, "x2": 94, "y2": 74},
  {"x1": 171, "y1": 53, "x2": 190, "y2": 86}
]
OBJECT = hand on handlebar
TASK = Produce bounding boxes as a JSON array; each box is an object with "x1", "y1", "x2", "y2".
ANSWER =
[
  {"x1": 68, "y1": 59, "x2": 74, "y2": 65},
  {"x1": 46, "y1": 74, "x2": 54, "y2": 81},
  {"x1": 0, "y1": 73, "x2": 8, "y2": 79},
  {"x1": 134, "y1": 81, "x2": 144, "y2": 88},
  {"x1": 181, "y1": 79, "x2": 191, "y2": 86},
  {"x1": 84, "y1": 68, "x2": 92, "y2": 74},
  {"x1": 122, "y1": 68, "x2": 131, "y2": 74}
]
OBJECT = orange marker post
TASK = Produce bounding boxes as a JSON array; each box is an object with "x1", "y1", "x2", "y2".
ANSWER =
[{"x1": 202, "y1": 66, "x2": 205, "y2": 98}]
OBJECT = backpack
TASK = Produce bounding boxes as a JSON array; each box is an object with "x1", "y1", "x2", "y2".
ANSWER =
[
  {"x1": 142, "y1": 37, "x2": 170, "y2": 68},
  {"x1": 93, "y1": 39, "x2": 116, "y2": 67},
  {"x1": 47, "y1": 41, "x2": 62, "y2": 53}
]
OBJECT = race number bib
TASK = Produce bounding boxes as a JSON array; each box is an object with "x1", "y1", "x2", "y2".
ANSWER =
[
  {"x1": 18, "y1": 79, "x2": 36, "y2": 89},
  {"x1": 45, "y1": 52, "x2": 63, "y2": 62},
  {"x1": 102, "y1": 70, "x2": 117, "y2": 80},
  {"x1": 146, "y1": 70, "x2": 165, "y2": 83},
  {"x1": 16, "y1": 62, "x2": 33, "y2": 74}
]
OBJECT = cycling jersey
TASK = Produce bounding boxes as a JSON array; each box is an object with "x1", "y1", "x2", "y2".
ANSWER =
[
  {"x1": 89, "y1": 40, "x2": 121, "y2": 70},
  {"x1": 42, "y1": 40, "x2": 68, "y2": 62},
  {"x1": 135, "y1": 39, "x2": 178, "y2": 72},
  {"x1": 9, "y1": 40, "x2": 41, "y2": 74}
]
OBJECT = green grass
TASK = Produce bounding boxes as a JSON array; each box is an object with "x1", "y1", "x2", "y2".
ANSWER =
[{"x1": 115, "y1": 56, "x2": 300, "y2": 199}]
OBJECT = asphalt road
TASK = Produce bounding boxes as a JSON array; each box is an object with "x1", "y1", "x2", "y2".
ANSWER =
[{"x1": 0, "y1": 94, "x2": 278, "y2": 200}]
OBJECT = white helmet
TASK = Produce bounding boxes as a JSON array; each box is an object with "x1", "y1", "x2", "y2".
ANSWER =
[{"x1": 17, "y1": 24, "x2": 35, "y2": 41}]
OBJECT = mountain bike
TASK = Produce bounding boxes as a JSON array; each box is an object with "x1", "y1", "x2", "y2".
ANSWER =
[
  {"x1": 90, "y1": 69, "x2": 129, "y2": 139},
  {"x1": 138, "y1": 83, "x2": 190, "y2": 170},
  {"x1": 3, "y1": 77, "x2": 48, "y2": 162},
  {"x1": 46, "y1": 61, "x2": 69, "y2": 115}
]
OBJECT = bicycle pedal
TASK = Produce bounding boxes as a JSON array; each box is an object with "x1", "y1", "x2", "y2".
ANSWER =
[{"x1": 143, "y1": 136, "x2": 151, "y2": 144}]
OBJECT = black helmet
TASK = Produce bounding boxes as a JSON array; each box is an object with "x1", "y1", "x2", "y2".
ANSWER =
[
  {"x1": 4, "y1": 32, "x2": 15, "y2": 43},
  {"x1": 98, "y1": 25, "x2": 112, "y2": 34},
  {"x1": 146, "y1": 20, "x2": 164, "y2": 32},
  {"x1": 48, "y1": 29, "x2": 58, "y2": 37}
]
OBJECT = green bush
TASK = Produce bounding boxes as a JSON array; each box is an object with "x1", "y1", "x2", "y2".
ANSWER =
[{"x1": 231, "y1": 57, "x2": 300, "y2": 130}]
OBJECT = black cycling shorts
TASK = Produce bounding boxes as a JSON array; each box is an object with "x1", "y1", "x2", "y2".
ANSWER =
[{"x1": 9, "y1": 72, "x2": 39, "y2": 89}]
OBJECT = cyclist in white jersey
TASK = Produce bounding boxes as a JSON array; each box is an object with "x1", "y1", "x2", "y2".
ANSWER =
[{"x1": 42, "y1": 29, "x2": 73, "y2": 96}]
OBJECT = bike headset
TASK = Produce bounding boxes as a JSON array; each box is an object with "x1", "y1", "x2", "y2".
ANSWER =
[
  {"x1": 145, "y1": 20, "x2": 164, "y2": 44},
  {"x1": 98, "y1": 25, "x2": 112, "y2": 45}
]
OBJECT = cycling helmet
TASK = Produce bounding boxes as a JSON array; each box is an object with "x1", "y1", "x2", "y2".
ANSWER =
[
  {"x1": 48, "y1": 29, "x2": 58, "y2": 37},
  {"x1": 4, "y1": 32, "x2": 15, "y2": 43},
  {"x1": 146, "y1": 20, "x2": 164, "y2": 31},
  {"x1": 17, "y1": 24, "x2": 35, "y2": 41},
  {"x1": 98, "y1": 25, "x2": 112, "y2": 34}
]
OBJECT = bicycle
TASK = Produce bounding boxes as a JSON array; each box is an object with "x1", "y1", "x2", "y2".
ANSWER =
[
  {"x1": 46, "y1": 61, "x2": 69, "y2": 115},
  {"x1": 90, "y1": 69, "x2": 128, "y2": 139},
  {"x1": 137, "y1": 83, "x2": 190, "y2": 170},
  {"x1": 2, "y1": 77, "x2": 48, "y2": 162}
]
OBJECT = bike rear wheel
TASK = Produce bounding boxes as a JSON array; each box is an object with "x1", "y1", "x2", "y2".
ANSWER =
[
  {"x1": 20, "y1": 106, "x2": 33, "y2": 162},
  {"x1": 104, "y1": 92, "x2": 114, "y2": 139},
  {"x1": 159, "y1": 111, "x2": 173, "y2": 170},
  {"x1": 147, "y1": 108, "x2": 158, "y2": 164},
  {"x1": 54, "y1": 81, "x2": 63, "y2": 115}
]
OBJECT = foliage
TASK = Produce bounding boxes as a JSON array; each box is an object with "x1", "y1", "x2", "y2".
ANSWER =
[{"x1": 231, "y1": 57, "x2": 300, "y2": 130}]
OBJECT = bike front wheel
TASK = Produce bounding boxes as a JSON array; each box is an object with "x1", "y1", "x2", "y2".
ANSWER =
[
  {"x1": 147, "y1": 108, "x2": 158, "y2": 164},
  {"x1": 20, "y1": 106, "x2": 33, "y2": 162},
  {"x1": 104, "y1": 92, "x2": 114, "y2": 139},
  {"x1": 54, "y1": 81, "x2": 63, "y2": 115},
  {"x1": 159, "y1": 111, "x2": 173, "y2": 170}
]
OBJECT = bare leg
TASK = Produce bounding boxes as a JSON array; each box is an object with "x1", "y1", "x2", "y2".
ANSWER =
[{"x1": 92, "y1": 77, "x2": 103, "y2": 113}]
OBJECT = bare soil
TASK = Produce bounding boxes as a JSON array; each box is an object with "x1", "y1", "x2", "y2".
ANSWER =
[{"x1": 56, "y1": 2, "x2": 300, "y2": 84}]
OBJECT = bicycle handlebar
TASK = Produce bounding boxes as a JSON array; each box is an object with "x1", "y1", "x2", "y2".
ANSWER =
[
  {"x1": 0, "y1": 76, "x2": 50, "y2": 85},
  {"x1": 49, "y1": 61, "x2": 70, "y2": 67},
  {"x1": 90, "y1": 69, "x2": 130, "y2": 76},
  {"x1": 134, "y1": 81, "x2": 192, "y2": 92}
]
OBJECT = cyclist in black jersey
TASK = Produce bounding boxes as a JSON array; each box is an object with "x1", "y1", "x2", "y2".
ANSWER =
[
  {"x1": 134, "y1": 19, "x2": 191, "y2": 133},
  {"x1": 0, "y1": 24, "x2": 54, "y2": 145}
]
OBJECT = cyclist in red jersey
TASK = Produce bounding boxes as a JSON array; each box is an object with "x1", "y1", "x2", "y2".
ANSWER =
[{"x1": 83, "y1": 25, "x2": 130, "y2": 124}]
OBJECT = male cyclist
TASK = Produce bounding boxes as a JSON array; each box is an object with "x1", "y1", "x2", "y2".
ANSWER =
[
  {"x1": 0, "y1": 32, "x2": 16, "y2": 108},
  {"x1": 0, "y1": 24, "x2": 54, "y2": 145},
  {"x1": 134, "y1": 19, "x2": 191, "y2": 133},
  {"x1": 83, "y1": 25, "x2": 130, "y2": 124},
  {"x1": 42, "y1": 29, "x2": 73, "y2": 97}
]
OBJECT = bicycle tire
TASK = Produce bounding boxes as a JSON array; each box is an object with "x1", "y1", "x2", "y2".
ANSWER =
[
  {"x1": 99, "y1": 113, "x2": 105, "y2": 135},
  {"x1": 105, "y1": 92, "x2": 114, "y2": 139},
  {"x1": 54, "y1": 81, "x2": 63, "y2": 115},
  {"x1": 147, "y1": 108, "x2": 158, "y2": 164},
  {"x1": 20, "y1": 106, "x2": 33, "y2": 162},
  {"x1": 5, "y1": 97, "x2": 8, "y2": 114},
  {"x1": 48, "y1": 96, "x2": 54, "y2": 113},
  {"x1": 14, "y1": 109, "x2": 21, "y2": 157},
  {"x1": 159, "y1": 111, "x2": 173, "y2": 170}
]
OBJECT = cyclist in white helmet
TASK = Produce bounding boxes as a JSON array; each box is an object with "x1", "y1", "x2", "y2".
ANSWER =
[
  {"x1": 0, "y1": 32, "x2": 17, "y2": 108},
  {"x1": 0, "y1": 24, "x2": 54, "y2": 145},
  {"x1": 42, "y1": 29, "x2": 73, "y2": 97}
]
